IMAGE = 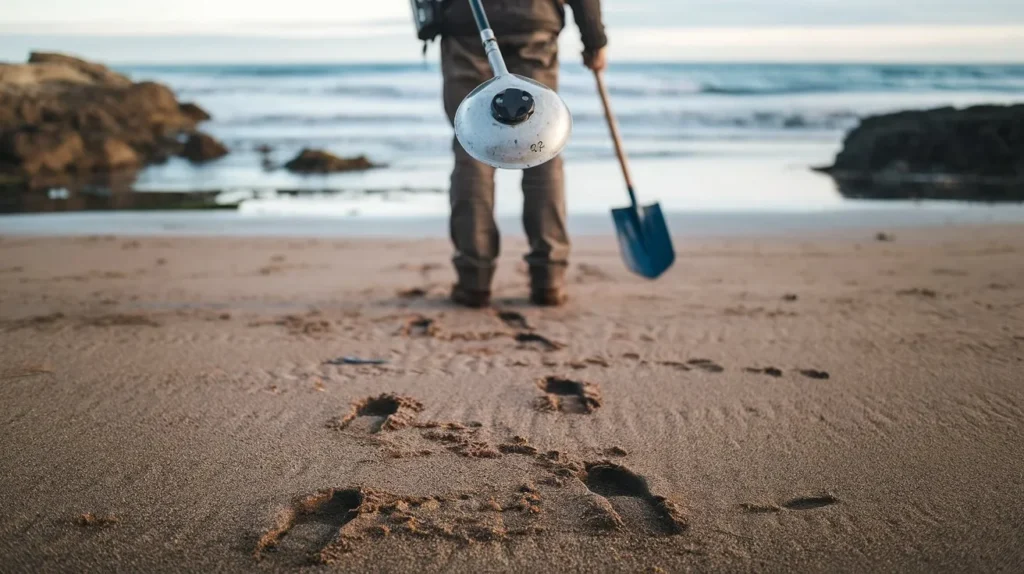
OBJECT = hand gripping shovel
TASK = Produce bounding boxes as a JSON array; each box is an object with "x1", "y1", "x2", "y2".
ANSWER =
[{"x1": 595, "y1": 70, "x2": 675, "y2": 279}]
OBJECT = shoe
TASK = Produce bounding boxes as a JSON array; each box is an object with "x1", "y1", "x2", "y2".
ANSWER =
[
  {"x1": 530, "y1": 287, "x2": 567, "y2": 307},
  {"x1": 450, "y1": 285, "x2": 491, "y2": 309}
]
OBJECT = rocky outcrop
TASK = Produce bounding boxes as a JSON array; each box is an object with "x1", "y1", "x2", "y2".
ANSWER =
[
  {"x1": 26, "y1": 52, "x2": 133, "y2": 88},
  {"x1": 182, "y1": 133, "x2": 228, "y2": 163},
  {"x1": 178, "y1": 103, "x2": 212, "y2": 123},
  {"x1": 818, "y1": 105, "x2": 1024, "y2": 200},
  {"x1": 284, "y1": 149, "x2": 376, "y2": 174},
  {"x1": 0, "y1": 52, "x2": 220, "y2": 186}
]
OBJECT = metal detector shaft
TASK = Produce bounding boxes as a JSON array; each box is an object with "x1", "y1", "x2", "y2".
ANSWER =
[{"x1": 468, "y1": 0, "x2": 509, "y2": 77}]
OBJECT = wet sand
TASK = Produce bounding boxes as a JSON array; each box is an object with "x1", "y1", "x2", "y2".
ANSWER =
[{"x1": 0, "y1": 226, "x2": 1022, "y2": 572}]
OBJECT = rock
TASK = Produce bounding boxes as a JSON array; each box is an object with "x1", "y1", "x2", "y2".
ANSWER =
[
  {"x1": 0, "y1": 63, "x2": 94, "y2": 88},
  {"x1": 0, "y1": 128, "x2": 85, "y2": 174},
  {"x1": 121, "y1": 82, "x2": 188, "y2": 128},
  {"x1": 178, "y1": 102, "x2": 211, "y2": 123},
  {"x1": 0, "y1": 52, "x2": 216, "y2": 185},
  {"x1": 181, "y1": 133, "x2": 228, "y2": 163},
  {"x1": 27, "y1": 52, "x2": 132, "y2": 88},
  {"x1": 284, "y1": 149, "x2": 376, "y2": 174},
  {"x1": 93, "y1": 138, "x2": 140, "y2": 170},
  {"x1": 818, "y1": 105, "x2": 1024, "y2": 200}
]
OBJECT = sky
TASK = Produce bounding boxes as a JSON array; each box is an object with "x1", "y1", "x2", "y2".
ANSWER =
[{"x1": 2, "y1": 0, "x2": 1024, "y2": 63}]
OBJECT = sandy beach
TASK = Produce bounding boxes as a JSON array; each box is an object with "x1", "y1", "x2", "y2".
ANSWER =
[{"x1": 1, "y1": 225, "x2": 1022, "y2": 572}]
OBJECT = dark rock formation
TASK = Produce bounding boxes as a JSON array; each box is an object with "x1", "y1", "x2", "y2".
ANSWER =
[
  {"x1": 284, "y1": 149, "x2": 376, "y2": 174},
  {"x1": 0, "y1": 52, "x2": 218, "y2": 187},
  {"x1": 182, "y1": 133, "x2": 228, "y2": 163},
  {"x1": 178, "y1": 103, "x2": 212, "y2": 123},
  {"x1": 818, "y1": 105, "x2": 1024, "y2": 201}
]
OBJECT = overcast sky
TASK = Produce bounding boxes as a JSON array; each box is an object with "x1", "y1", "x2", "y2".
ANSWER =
[{"x1": 2, "y1": 0, "x2": 1023, "y2": 62}]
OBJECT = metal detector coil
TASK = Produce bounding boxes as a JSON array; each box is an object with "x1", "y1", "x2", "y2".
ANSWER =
[{"x1": 453, "y1": 0, "x2": 573, "y2": 170}]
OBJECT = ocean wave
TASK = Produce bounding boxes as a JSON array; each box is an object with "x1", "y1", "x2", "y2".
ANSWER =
[
  {"x1": 217, "y1": 110, "x2": 859, "y2": 131},
  {"x1": 174, "y1": 79, "x2": 1024, "y2": 100},
  {"x1": 574, "y1": 110, "x2": 860, "y2": 130},
  {"x1": 149, "y1": 63, "x2": 1024, "y2": 100},
  {"x1": 218, "y1": 114, "x2": 438, "y2": 126},
  {"x1": 568, "y1": 76, "x2": 1024, "y2": 97},
  {"x1": 125, "y1": 63, "x2": 432, "y2": 78},
  {"x1": 177, "y1": 85, "x2": 438, "y2": 99},
  {"x1": 322, "y1": 85, "x2": 438, "y2": 99},
  {"x1": 175, "y1": 86, "x2": 317, "y2": 96}
]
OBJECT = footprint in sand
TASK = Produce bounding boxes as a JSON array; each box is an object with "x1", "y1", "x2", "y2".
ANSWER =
[
  {"x1": 687, "y1": 358, "x2": 724, "y2": 373},
  {"x1": 533, "y1": 376, "x2": 602, "y2": 414},
  {"x1": 399, "y1": 315, "x2": 438, "y2": 337},
  {"x1": 603, "y1": 446, "x2": 628, "y2": 457},
  {"x1": 255, "y1": 488, "x2": 363, "y2": 565},
  {"x1": 783, "y1": 494, "x2": 839, "y2": 510},
  {"x1": 656, "y1": 360, "x2": 690, "y2": 371},
  {"x1": 497, "y1": 310, "x2": 533, "y2": 331},
  {"x1": 897, "y1": 288, "x2": 938, "y2": 298},
  {"x1": 581, "y1": 462, "x2": 686, "y2": 535},
  {"x1": 81, "y1": 314, "x2": 161, "y2": 328},
  {"x1": 799, "y1": 369, "x2": 830, "y2": 380},
  {"x1": 744, "y1": 366, "x2": 783, "y2": 377},
  {"x1": 257, "y1": 486, "x2": 549, "y2": 564},
  {"x1": 421, "y1": 425, "x2": 502, "y2": 459},
  {"x1": 253, "y1": 313, "x2": 330, "y2": 336},
  {"x1": 740, "y1": 493, "x2": 838, "y2": 514},
  {"x1": 516, "y1": 333, "x2": 565, "y2": 352},
  {"x1": 327, "y1": 394, "x2": 424, "y2": 433},
  {"x1": 397, "y1": 287, "x2": 428, "y2": 300}
]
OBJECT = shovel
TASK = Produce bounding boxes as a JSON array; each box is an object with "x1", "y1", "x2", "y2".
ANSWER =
[{"x1": 595, "y1": 70, "x2": 675, "y2": 279}]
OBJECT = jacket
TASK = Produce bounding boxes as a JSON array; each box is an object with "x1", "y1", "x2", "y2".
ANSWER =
[{"x1": 441, "y1": 0, "x2": 607, "y2": 54}]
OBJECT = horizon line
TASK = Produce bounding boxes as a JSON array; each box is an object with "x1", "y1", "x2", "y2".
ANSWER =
[{"x1": 102, "y1": 59, "x2": 1024, "y2": 67}]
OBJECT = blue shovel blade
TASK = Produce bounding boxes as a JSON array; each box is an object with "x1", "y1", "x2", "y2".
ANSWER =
[{"x1": 612, "y1": 202, "x2": 675, "y2": 279}]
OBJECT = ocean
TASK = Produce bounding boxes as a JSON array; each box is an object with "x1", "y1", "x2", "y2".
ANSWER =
[{"x1": 4, "y1": 62, "x2": 1024, "y2": 228}]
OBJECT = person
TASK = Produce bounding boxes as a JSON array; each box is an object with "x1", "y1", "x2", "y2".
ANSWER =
[{"x1": 440, "y1": 0, "x2": 607, "y2": 308}]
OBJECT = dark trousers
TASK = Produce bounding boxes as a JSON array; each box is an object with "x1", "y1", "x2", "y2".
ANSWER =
[{"x1": 441, "y1": 32, "x2": 569, "y2": 291}]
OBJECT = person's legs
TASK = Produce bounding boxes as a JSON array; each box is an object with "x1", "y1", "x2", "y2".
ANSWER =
[
  {"x1": 507, "y1": 34, "x2": 570, "y2": 299},
  {"x1": 448, "y1": 140, "x2": 498, "y2": 296},
  {"x1": 442, "y1": 35, "x2": 499, "y2": 299},
  {"x1": 522, "y1": 154, "x2": 568, "y2": 292}
]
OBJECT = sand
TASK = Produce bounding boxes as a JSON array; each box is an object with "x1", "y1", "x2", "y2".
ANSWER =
[{"x1": 0, "y1": 226, "x2": 1022, "y2": 572}]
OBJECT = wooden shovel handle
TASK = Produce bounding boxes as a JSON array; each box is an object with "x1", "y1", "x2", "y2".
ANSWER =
[{"x1": 594, "y1": 70, "x2": 637, "y2": 198}]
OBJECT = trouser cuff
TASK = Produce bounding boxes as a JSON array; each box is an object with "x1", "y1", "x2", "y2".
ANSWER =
[
  {"x1": 529, "y1": 265, "x2": 567, "y2": 290},
  {"x1": 454, "y1": 264, "x2": 495, "y2": 292}
]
